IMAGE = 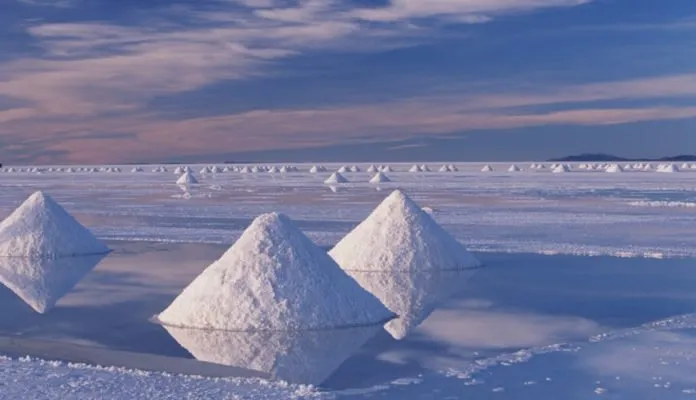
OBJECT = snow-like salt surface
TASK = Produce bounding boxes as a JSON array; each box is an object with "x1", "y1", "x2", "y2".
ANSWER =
[
  {"x1": 163, "y1": 324, "x2": 382, "y2": 385},
  {"x1": 330, "y1": 190, "x2": 481, "y2": 271},
  {"x1": 157, "y1": 213, "x2": 393, "y2": 330},
  {"x1": 0, "y1": 192, "x2": 109, "y2": 258}
]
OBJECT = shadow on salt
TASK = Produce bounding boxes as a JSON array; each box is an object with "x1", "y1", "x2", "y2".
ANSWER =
[
  {"x1": 0, "y1": 254, "x2": 107, "y2": 314},
  {"x1": 161, "y1": 324, "x2": 383, "y2": 385}
]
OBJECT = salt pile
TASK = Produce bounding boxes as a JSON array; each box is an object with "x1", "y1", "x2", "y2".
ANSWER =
[
  {"x1": 131, "y1": 167, "x2": 144, "y2": 173},
  {"x1": 156, "y1": 213, "x2": 392, "y2": 330},
  {"x1": 279, "y1": 166, "x2": 289, "y2": 174},
  {"x1": 200, "y1": 167, "x2": 211, "y2": 174},
  {"x1": 606, "y1": 164, "x2": 623, "y2": 173},
  {"x1": 268, "y1": 166, "x2": 279, "y2": 174},
  {"x1": 162, "y1": 325, "x2": 382, "y2": 385},
  {"x1": 337, "y1": 166, "x2": 349, "y2": 173},
  {"x1": 508, "y1": 164, "x2": 521, "y2": 172},
  {"x1": 173, "y1": 166, "x2": 184, "y2": 174},
  {"x1": 381, "y1": 165, "x2": 393, "y2": 172},
  {"x1": 369, "y1": 172, "x2": 391, "y2": 184},
  {"x1": 420, "y1": 164, "x2": 431, "y2": 172},
  {"x1": 309, "y1": 165, "x2": 320, "y2": 173},
  {"x1": 176, "y1": 171, "x2": 199, "y2": 185},
  {"x1": 658, "y1": 164, "x2": 679, "y2": 173},
  {"x1": 350, "y1": 165, "x2": 360, "y2": 172},
  {"x1": 448, "y1": 164, "x2": 458, "y2": 172},
  {"x1": 409, "y1": 165, "x2": 421, "y2": 173},
  {"x1": 329, "y1": 190, "x2": 481, "y2": 272},
  {"x1": 324, "y1": 172, "x2": 348, "y2": 184},
  {"x1": 0, "y1": 191, "x2": 110, "y2": 259},
  {"x1": 240, "y1": 166, "x2": 251, "y2": 173},
  {"x1": 250, "y1": 166, "x2": 261, "y2": 173},
  {"x1": 481, "y1": 165, "x2": 493, "y2": 172},
  {"x1": 552, "y1": 164, "x2": 570, "y2": 173},
  {"x1": 367, "y1": 165, "x2": 378, "y2": 173},
  {"x1": 0, "y1": 254, "x2": 106, "y2": 313},
  {"x1": 439, "y1": 165, "x2": 450, "y2": 172}
]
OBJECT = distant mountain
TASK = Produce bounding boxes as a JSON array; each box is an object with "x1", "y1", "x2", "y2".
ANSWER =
[{"x1": 549, "y1": 153, "x2": 696, "y2": 162}]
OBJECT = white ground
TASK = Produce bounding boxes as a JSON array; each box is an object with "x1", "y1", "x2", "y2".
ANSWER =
[{"x1": 1, "y1": 162, "x2": 696, "y2": 398}]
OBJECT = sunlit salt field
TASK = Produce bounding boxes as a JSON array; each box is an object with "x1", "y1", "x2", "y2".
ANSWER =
[{"x1": 2, "y1": 162, "x2": 696, "y2": 399}]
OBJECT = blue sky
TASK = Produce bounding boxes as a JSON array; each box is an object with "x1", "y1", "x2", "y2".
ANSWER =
[{"x1": 1, "y1": 0, "x2": 695, "y2": 163}]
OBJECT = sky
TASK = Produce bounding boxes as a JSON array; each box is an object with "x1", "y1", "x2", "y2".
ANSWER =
[{"x1": 1, "y1": 0, "x2": 696, "y2": 164}]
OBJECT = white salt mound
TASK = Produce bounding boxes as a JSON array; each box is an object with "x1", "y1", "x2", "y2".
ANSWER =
[
  {"x1": 552, "y1": 164, "x2": 570, "y2": 173},
  {"x1": 176, "y1": 171, "x2": 199, "y2": 185},
  {"x1": 367, "y1": 165, "x2": 378, "y2": 173},
  {"x1": 309, "y1": 165, "x2": 320, "y2": 173},
  {"x1": 337, "y1": 166, "x2": 349, "y2": 173},
  {"x1": 508, "y1": 164, "x2": 521, "y2": 172},
  {"x1": 481, "y1": 165, "x2": 493, "y2": 172},
  {"x1": 369, "y1": 172, "x2": 391, "y2": 184},
  {"x1": 658, "y1": 164, "x2": 679, "y2": 173},
  {"x1": 420, "y1": 164, "x2": 430, "y2": 172},
  {"x1": 329, "y1": 190, "x2": 481, "y2": 272},
  {"x1": 156, "y1": 213, "x2": 393, "y2": 331},
  {"x1": 324, "y1": 172, "x2": 348, "y2": 184},
  {"x1": 0, "y1": 192, "x2": 110, "y2": 258},
  {"x1": 409, "y1": 165, "x2": 421, "y2": 173},
  {"x1": 606, "y1": 164, "x2": 623, "y2": 173},
  {"x1": 439, "y1": 165, "x2": 449, "y2": 172}
]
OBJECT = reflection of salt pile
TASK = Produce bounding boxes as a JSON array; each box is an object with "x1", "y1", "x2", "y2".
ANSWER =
[
  {"x1": 176, "y1": 171, "x2": 199, "y2": 185},
  {"x1": 345, "y1": 270, "x2": 476, "y2": 339},
  {"x1": 162, "y1": 325, "x2": 381, "y2": 385},
  {"x1": 330, "y1": 190, "x2": 481, "y2": 272},
  {"x1": 157, "y1": 213, "x2": 392, "y2": 331},
  {"x1": 324, "y1": 172, "x2": 348, "y2": 184},
  {"x1": 369, "y1": 172, "x2": 391, "y2": 184},
  {"x1": 0, "y1": 192, "x2": 110, "y2": 258},
  {"x1": 0, "y1": 255, "x2": 105, "y2": 313}
]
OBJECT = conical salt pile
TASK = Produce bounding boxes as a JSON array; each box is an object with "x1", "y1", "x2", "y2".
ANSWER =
[
  {"x1": 439, "y1": 165, "x2": 450, "y2": 172},
  {"x1": 606, "y1": 164, "x2": 623, "y2": 173},
  {"x1": 350, "y1": 165, "x2": 360, "y2": 172},
  {"x1": 481, "y1": 165, "x2": 493, "y2": 172},
  {"x1": 367, "y1": 165, "x2": 378, "y2": 173},
  {"x1": 156, "y1": 213, "x2": 393, "y2": 331},
  {"x1": 309, "y1": 165, "x2": 320, "y2": 173},
  {"x1": 329, "y1": 190, "x2": 481, "y2": 272},
  {"x1": 508, "y1": 164, "x2": 521, "y2": 172},
  {"x1": 552, "y1": 164, "x2": 570, "y2": 173},
  {"x1": 409, "y1": 165, "x2": 421, "y2": 173},
  {"x1": 324, "y1": 172, "x2": 348, "y2": 184},
  {"x1": 658, "y1": 164, "x2": 679, "y2": 173},
  {"x1": 420, "y1": 164, "x2": 431, "y2": 172},
  {"x1": 268, "y1": 166, "x2": 279, "y2": 174},
  {"x1": 176, "y1": 171, "x2": 199, "y2": 185},
  {"x1": 337, "y1": 166, "x2": 349, "y2": 173},
  {"x1": 369, "y1": 172, "x2": 391, "y2": 184},
  {"x1": 0, "y1": 192, "x2": 110, "y2": 258},
  {"x1": 131, "y1": 167, "x2": 143, "y2": 173}
]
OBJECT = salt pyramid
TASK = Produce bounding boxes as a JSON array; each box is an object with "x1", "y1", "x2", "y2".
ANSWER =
[
  {"x1": 131, "y1": 167, "x2": 144, "y2": 173},
  {"x1": 309, "y1": 165, "x2": 320, "y2": 173},
  {"x1": 409, "y1": 165, "x2": 421, "y2": 173},
  {"x1": 481, "y1": 165, "x2": 493, "y2": 172},
  {"x1": 420, "y1": 164, "x2": 431, "y2": 172},
  {"x1": 324, "y1": 172, "x2": 348, "y2": 184},
  {"x1": 448, "y1": 164, "x2": 458, "y2": 172},
  {"x1": 268, "y1": 166, "x2": 279, "y2": 174},
  {"x1": 156, "y1": 213, "x2": 393, "y2": 331},
  {"x1": 279, "y1": 166, "x2": 289, "y2": 173},
  {"x1": 369, "y1": 172, "x2": 391, "y2": 184},
  {"x1": 329, "y1": 190, "x2": 481, "y2": 272},
  {"x1": 350, "y1": 165, "x2": 360, "y2": 172},
  {"x1": 552, "y1": 164, "x2": 570, "y2": 173},
  {"x1": 240, "y1": 166, "x2": 251, "y2": 173},
  {"x1": 367, "y1": 165, "x2": 378, "y2": 173},
  {"x1": 337, "y1": 166, "x2": 349, "y2": 173},
  {"x1": 176, "y1": 171, "x2": 199, "y2": 185},
  {"x1": 606, "y1": 164, "x2": 623, "y2": 173},
  {"x1": 381, "y1": 165, "x2": 393, "y2": 172},
  {"x1": 658, "y1": 164, "x2": 679, "y2": 173},
  {"x1": 174, "y1": 166, "x2": 184, "y2": 174},
  {"x1": 0, "y1": 254, "x2": 105, "y2": 313},
  {"x1": 508, "y1": 164, "x2": 521, "y2": 172},
  {"x1": 0, "y1": 192, "x2": 110, "y2": 258},
  {"x1": 439, "y1": 165, "x2": 450, "y2": 172}
]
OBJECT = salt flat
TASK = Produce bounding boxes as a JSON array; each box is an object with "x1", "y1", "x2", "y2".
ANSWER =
[{"x1": 0, "y1": 162, "x2": 695, "y2": 399}]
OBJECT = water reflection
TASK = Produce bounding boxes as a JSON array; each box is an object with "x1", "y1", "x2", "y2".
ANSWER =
[
  {"x1": 0, "y1": 254, "x2": 106, "y2": 313},
  {"x1": 346, "y1": 269, "x2": 478, "y2": 339},
  {"x1": 327, "y1": 185, "x2": 341, "y2": 193},
  {"x1": 162, "y1": 324, "x2": 382, "y2": 385}
]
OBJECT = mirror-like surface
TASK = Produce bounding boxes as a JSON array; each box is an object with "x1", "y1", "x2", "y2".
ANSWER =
[{"x1": 162, "y1": 325, "x2": 383, "y2": 385}]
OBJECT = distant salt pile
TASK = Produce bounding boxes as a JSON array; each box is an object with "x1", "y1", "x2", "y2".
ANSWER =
[
  {"x1": 131, "y1": 167, "x2": 144, "y2": 173},
  {"x1": 658, "y1": 164, "x2": 679, "y2": 173},
  {"x1": 200, "y1": 167, "x2": 211, "y2": 174},
  {"x1": 337, "y1": 166, "x2": 349, "y2": 173},
  {"x1": 448, "y1": 164, "x2": 458, "y2": 172},
  {"x1": 240, "y1": 166, "x2": 251, "y2": 173},
  {"x1": 66, "y1": 168, "x2": 76, "y2": 173},
  {"x1": 481, "y1": 165, "x2": 493, "y2": 172},
  {"x1": 577, "y1": 164, "x2": 587, "y2": 170},
  {"x1": 409, "y1": 165, "x2": 421, "y2": 173},
  {"x1": 176, "y1": 171, "x2": 199, "y2": 185},
  {"x1": 420, "y1": 164, "x2": 431, "y2": 172},
  {"x1": 268, "y1": 166, "x2": 279, "y2": 174},
  {"x1": 682, "y1": 163, "x2": 690, "y2": 170},
  {"x1": 173, "y1": 166, "x2": 184, "y2": 174},
  {"x1": 438, "y1": 165, "x2": 449, "y2": 172},
  {"x1": 369, "y1": 172, "x2": 391, "y2": 184},
  {"x1": 381, "y1": 165, "x2": 393, "y2": 173},
  {"x1": 210, "y1": 166, "x2": 223, "y2": 174},
  {"x1": 348, "y1": 165, "x2": 359, "y2": 172},
  {"x1": 309, "y1": 165, "x2": 320, "y2": 173},
  {"x1": 329, "y1": 190, "x2": 481, "y2": 272},
  {"x1": 324, "y1": 172, "x2": 348, "y2": 184},
  {"x1": 552, "y1": 164, "x2": 570, "y2": 173},
  {"x1": 606, "y1": 164, "x2": 623, "y2": 173},
  {"x1": 508, "y1": 164, "x2": 521, "y2": 172},
  {"x1": 156, "y1": 213, "x2": 393, "y2": 331},
  {"x1": 367, "y1": 165, "x2": 378, "y2": 173},
  {"x1": 623, "y1": 164, "x2": 632, "y2": 170},
  {"x1": 0, "y1": 192, "x2": 110, "y2": 259}
]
